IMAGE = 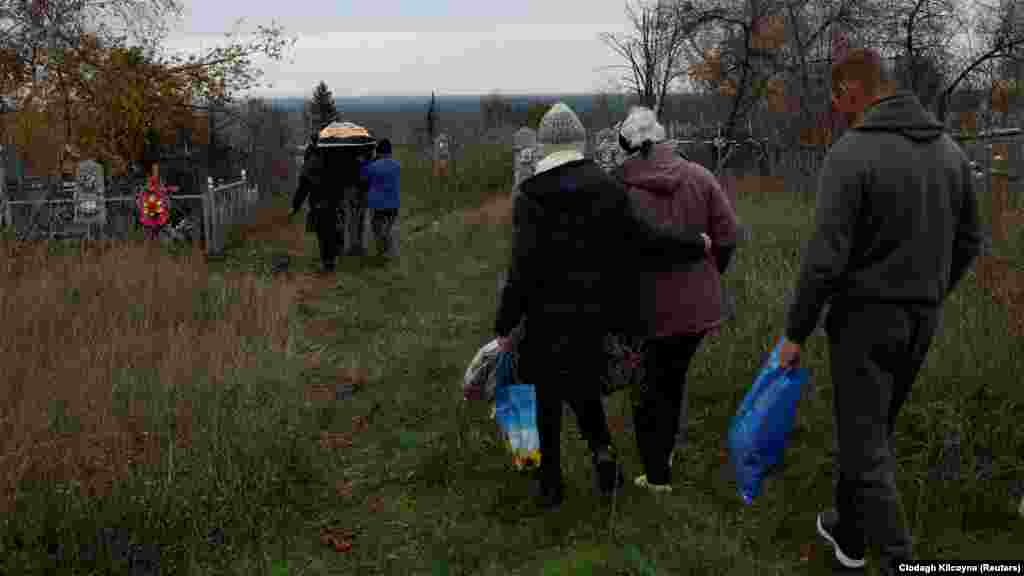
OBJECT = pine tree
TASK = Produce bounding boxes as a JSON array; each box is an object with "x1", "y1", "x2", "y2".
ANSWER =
[
  {"x1": 426, "y1": 91, "x2": 437, "y2": 143},
  {"x1": 309, "y1": 81, "x2": 338, "y2": 131}
]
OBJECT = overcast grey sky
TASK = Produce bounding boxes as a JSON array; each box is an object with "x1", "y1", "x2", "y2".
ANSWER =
[{"x1": 163, "y1": 0, "x2": 634, "y2": 98}]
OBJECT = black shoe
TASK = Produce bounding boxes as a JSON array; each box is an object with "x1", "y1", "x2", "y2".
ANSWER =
[
  {"x1": 879, "y1": 558, "x2": 909, "y2": 576},
  {"x1": 593, "y1": 447, "x2": 624, "y2": 496},
  {"x1": 533, "y1": 476, "x2": 565, "y2": 509},
  {"x1": 817, "y1": 509, "x2": 866, "y2": 570}
]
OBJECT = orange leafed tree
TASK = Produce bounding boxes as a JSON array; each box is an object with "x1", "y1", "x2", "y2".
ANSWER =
[
  {"x1": 751, "y1": 14, "x2": 786, "y2": 51},
  {"x1": 765, "y1": 76, "x2": 786, "y2": 113},
  {"x1": 991, "y1": 79, "x2": 1010, "y2": 115},
  {"x1": 685, "y1": 7, "x2": 788, "y2": 141},
  {"x1": 6, "y1": 37, "x2": 219, "y2": 176},
  {"x1": 688, "y1": 48, "x2": 723, "y2": 86},
  {"x1": 0, "y1": 1, "x2": 294, "y2": 177}
]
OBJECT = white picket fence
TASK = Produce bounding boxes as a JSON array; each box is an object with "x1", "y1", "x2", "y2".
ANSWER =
[
  {"x1": 203, "y1": 173, "x2": 260, "y2": 256},
  {"x1": 1, "y1": 172, "x2": 259, "y2": 256}
]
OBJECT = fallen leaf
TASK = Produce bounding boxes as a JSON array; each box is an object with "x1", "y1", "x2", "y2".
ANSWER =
[
  {"x1": 367, "y1": 495, "x2": 383, "y2": 513},
  {"x1": 336, "y1": 480, "x2": 353, "y2": 498},
  {"x1": 319, "y1": 431, "x2": 353, "y2": 449},
  {"x1": 320, "y1": 527, "x2": 356, "y2": 553},
  {"x1": 607, "y1": 415, "x2": 626, "y2": 433},
  {"x1": 352, "y1": 415, "x2": 368, "y2": 432},
  {"x1": 305, "y1": 383, "x2": 332, "y2": 403},
  {"x1": 799, "y1": 542, "x2": 814, "y2": 562},
  {"x1": 339, "y1": 366, "x2": 370, "y2": 390}
]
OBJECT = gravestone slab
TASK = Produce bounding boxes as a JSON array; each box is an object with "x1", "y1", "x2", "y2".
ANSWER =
[
  {"x1": 512, "y1": 127, "x2": 541, "y2": 188},
  {"x1": 74, "y1": 159, "x2": 106, "y2": 226},
  {"x1": 433, "y1": 133, "x2": 451, "y2": 161},
  {"x1": 513, "y1": 126, "x2": 537, "y2": 150},
  {"x1": 593, "y1": 125, "x2": 626, "y2": 174}
]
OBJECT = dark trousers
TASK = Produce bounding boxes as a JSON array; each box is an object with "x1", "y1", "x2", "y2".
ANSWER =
[
  {"x1": 632, "y1": 331, "x2": 706, "y2": 485},
  {"x1": 341, "y1": 187, "x2": 367, "y2": 256},
  {"x1": 528, "y1": 358, "x2": 614, "y2": 487},
  {"x1": 825, "y1": 300, "x2": 940, "y2": 563},
  {"x1": 314, "y1": 199, "x2": 340, "y2": 269},
  {"x1": 370, "y1": 208, "x2": 399, "y2": 256}
]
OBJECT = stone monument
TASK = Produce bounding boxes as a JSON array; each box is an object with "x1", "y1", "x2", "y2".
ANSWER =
[
  {"x1": 74, "y1": 159, "x2": 106, "y2": 236},
  {"x1": 433, "y1": 133, "x2": 451, "y2": 178},
  {"x1": 592, "y1": 123, "x2": 626, "y2": 174},
  {"x1": 512, "y1": 126, "x2": 541, "y2": 189}
]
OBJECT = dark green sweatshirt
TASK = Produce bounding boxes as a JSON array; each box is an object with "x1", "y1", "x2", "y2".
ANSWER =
[{"x1": 785, "y1": 91, "x2": 983, "y2": 344}]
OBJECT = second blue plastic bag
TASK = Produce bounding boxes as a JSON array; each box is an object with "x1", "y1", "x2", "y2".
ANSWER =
[
  {"x1": 493, "y1": 350, "x2": 541, "y2": 470},
  {"x1": 727, "y1": 337, "x2": 809, "y2": 503}
]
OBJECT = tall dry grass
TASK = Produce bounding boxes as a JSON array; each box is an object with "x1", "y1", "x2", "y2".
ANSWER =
[{"x1": 0, "y1": 235, "x2": 297, "y2": 514}]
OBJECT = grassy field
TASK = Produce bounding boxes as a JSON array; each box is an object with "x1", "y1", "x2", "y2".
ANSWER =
[{"x1": 1, "y1": 143, "x2": 1021, "y2": 575}]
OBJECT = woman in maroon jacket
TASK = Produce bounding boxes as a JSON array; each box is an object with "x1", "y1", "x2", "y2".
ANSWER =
[
  {"x1": 495, "y1": 102, "x2": 713, "y2": 508},
  {"x1": 612, "y1": 107, "x2": 739, "y2": 493}
]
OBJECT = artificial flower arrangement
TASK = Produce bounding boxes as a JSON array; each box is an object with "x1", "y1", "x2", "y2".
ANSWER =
[{"x1": 136, "y1": 174, "x2": 177, "y2": 238}]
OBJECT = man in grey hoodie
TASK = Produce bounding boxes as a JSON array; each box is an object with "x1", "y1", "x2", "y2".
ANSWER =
[{"x1": 776, "y1": 48, "x2": 983, "y2": 573}]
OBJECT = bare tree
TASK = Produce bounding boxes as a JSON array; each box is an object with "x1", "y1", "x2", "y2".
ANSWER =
[
  {"x1": 850, "y1": 0, "x2": 959, "y2": 110},
  {"x1": 232, "y1": 98, "x2": 292, "y2": 198},
  {"x1": 599, "y1": 0, "x2": 731, "y2": 120},
  {"x1": 933, "y1": 0, "x2": 1024, "y2": 123},
  {"x1": 683, "y1": 0, "x2": 796, "y2": 141},
  {"x1": 479, "y1": 90, "x2": 512, "y2": 131},
  {"x1": 0, "y1": 0, "x2": 183, "y2": 62},
  {"x1": 770, "y1": 1, "x2": 875, "y2": 145}
]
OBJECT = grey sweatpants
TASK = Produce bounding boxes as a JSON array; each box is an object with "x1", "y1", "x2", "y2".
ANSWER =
[{"x1": 825, "y1": 300, "x2": 940, "y2": 565}]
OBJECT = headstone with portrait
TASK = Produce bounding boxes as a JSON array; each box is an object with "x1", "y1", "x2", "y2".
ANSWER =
[
  {"x1": 512, "y1": 127, "x2": 541, "y2": 189},
  {"x1": 74, "y1": 159, "x2": 106, "y2": 229},
  {"x1": 593, "y1": 125, "x2": 626, "y2": 174}
]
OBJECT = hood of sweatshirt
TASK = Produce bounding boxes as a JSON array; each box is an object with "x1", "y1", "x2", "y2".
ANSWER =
[
  {"x1": 854, "y1": 91, "x2": 945, "y2": 143},
  {"x1": 616, "y1": 142, "x2": 690, "y2": 197}
]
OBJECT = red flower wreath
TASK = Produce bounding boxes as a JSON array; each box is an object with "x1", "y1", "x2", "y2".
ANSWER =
[{"x1": 136, "y1": 174, "x2": 178, "y2": 235}]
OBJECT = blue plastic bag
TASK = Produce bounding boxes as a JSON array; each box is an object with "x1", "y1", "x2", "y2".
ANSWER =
[
  {"x1": 493, "y1": 350, "x2": 541, "y2": 470},
  {"x1": 727, "y1": 337, "x2": 809, "y2": 503}
]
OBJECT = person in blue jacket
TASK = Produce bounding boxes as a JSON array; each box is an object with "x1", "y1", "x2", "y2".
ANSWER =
[{"x1": 360, "y1": 138, "x2": 400, "y2": 257}]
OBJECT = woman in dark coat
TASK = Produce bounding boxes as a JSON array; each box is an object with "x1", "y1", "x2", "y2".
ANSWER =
[{"x1": 494, "y1": 102, "x2": 713, "y2": 508}]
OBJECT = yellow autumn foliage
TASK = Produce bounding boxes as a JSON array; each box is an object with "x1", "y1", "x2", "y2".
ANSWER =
[
  {"x1": 4, "y1": 36, "x2": 219, "y2": 176},
  {"x1": 688, "y1": 48, "x2": 722, "y2": 84},
  {"x1": 766, "y1": 77, "x2": 786, "y2": 113},
  {"x1": 752, "y1": 15, "x2": 786, "y2": 51},
  {"x1": 991, "y1": 79, "x2": 1010, "y2": 114}
]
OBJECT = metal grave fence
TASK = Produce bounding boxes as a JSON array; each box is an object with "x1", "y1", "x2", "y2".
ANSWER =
[{"x1": 1, "y1": 171, "x2": 259, "y2": 256}]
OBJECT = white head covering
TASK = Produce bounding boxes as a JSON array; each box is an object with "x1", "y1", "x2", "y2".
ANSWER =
[{"x1": 619, "y1": 106, "x2": 666, "y2": 153}]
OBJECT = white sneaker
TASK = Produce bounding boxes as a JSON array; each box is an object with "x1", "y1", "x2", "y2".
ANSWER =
[
  {"x1": 817, "y1": 510, "x2": 866, "y2": 569},
  {"x1": 634, "y1": 475, "x2": 672, "y2": 493}
]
